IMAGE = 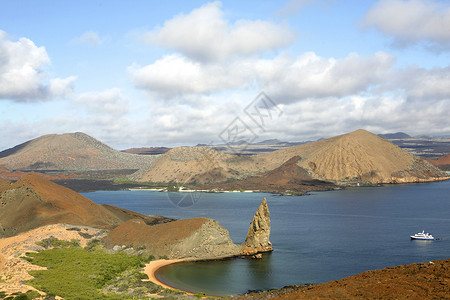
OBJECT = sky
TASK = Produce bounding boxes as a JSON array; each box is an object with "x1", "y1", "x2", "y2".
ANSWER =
[{"x1": 0, "y1": 0, "x2": 449, "y2": 151}]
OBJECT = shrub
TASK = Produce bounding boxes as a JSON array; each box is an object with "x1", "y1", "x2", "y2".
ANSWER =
[
  {"x1": 26, "y1": 247, "x2": 153, "y2": 300},
  {"x1": 66, "y1": 227, "x2": 81, "y2": 232},
  {"x1": 78, "y1": 231, "x2": 94, "y2": 239},
  {"x1": 85, "y1": 239, "x2": 101, "y2": 252},
  {"x1": 35, "y1": 237, "x2": 80, "y2": 249}
]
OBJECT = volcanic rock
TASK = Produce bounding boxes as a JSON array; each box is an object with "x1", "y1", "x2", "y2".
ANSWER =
[
  {"x1": 241, "y1": 198, "x2": 273, "y2": 256},
  {"x1": 104, "y1": 217, "x2": 241, "y2": 259}
]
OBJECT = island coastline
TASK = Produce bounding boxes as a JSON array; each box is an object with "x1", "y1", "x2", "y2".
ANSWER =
[{"x1": 144, "y1": 259, "x2": 195, "y2": 294}]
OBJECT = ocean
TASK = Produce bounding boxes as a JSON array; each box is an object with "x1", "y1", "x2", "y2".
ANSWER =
[{"x1": 82, "y1": 179, "x2": 450, "y2": 296}]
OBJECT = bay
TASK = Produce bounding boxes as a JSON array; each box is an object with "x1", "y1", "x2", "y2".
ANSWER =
[{"x1": 82, "y1": 180, "x2": 450, "y2": 296}]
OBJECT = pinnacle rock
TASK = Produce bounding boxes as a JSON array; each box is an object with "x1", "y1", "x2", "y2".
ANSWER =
[{"x1": 241, "y1": 198, "x2": 273, "y2": 256}]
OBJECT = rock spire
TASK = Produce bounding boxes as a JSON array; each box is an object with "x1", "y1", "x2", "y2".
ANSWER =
[{"x1": 242, "y1": 198, "x2": 273, "y2": 256}]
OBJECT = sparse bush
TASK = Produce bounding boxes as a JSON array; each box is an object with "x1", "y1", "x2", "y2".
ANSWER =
[
  {"x1": 35, "y1": 237, "x2": 80, "y2": 249},
  {"x1": 85, "y1": 238, "x2": 101, "y2": 251},
  {"x1": 78, "y1": 231, "x2": 93, "y2": 239},
  {"x1": 66, "y1": 227, "x2": 81, "y2": 232}
]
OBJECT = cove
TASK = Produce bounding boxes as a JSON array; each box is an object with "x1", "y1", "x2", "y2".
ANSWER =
[{"x1": 82, "y1": 180, "x2": 450, "y2": 296}]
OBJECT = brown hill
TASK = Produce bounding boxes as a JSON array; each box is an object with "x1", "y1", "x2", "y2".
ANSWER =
[
  {"x1": 137, "y1": 129, "x2": 447, "y2": 186},
  {"x1": 426, "y1": 154, "x2": 450, "y2": 171},
  {"x1": 200, "y1": 156, "x2": 336, "y2": 194},
  {"x1": 258, "y1": 129, "x2": 447, "y2": 184},
  {"x1": 0, "y1": 174, "x2": 172, "y2": 237},
  {"x1": 104, "y1": 217, "x2": 241, "y2": 259},
  {"x1": 271, "y1": 259, "x2": 450, "y2": 300},
  {"x1": 0, "y1": 132, "x2": 158, "y2": 171},
  {"x1": 134, "y1": 146, "x2": 275, "y2": 184}
]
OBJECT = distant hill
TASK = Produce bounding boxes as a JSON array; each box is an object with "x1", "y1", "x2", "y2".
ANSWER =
[
  {"x1": 263, "y1": 129, "x2": 446, "y2": 184},
  {"x1": 199, "y1": 156, "x2": 336, "y2": 194},
  {"x1": 136, "y1": 129, "x2": 447, "y2": 186},
  {"x1": 133, "y1": 146, "x2": 273, "y2": 184},
  {"x1": 0, "y1": 174, "x2": 172, "y2": 237},
  {"x1": 378, "y1": 132, "x2": 411, "y2": 139},
  {"x1": 0, "y1": 132, "x2": 158, "y2": 171},
  {"x1": 426, "y1": 154, "x2": 450, "y2": 171}
]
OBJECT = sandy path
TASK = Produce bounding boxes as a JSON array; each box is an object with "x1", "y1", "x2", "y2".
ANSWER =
[{"x1": 144, "y1": 259, "x2": 192, "y2": 292}]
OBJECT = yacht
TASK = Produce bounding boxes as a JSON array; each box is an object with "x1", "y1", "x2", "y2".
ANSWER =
[{"x1": 410, "y1": 230, "x2": 434, "y2": 240}]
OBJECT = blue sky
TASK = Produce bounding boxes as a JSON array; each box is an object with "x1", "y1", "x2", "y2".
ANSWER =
[{"x1": 1, "y1": 0, "x2": 449, "y2": 150}]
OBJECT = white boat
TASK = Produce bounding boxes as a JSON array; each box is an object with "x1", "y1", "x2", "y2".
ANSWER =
[{"x1": 410, "y1": 230, "x2": 434, "y2": 240}]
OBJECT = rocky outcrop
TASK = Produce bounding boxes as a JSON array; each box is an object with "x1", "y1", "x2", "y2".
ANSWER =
[
  {"x1": 241, "y1": 198, "x2": 273, "y2": 256},
  {"x1": 104, "y1": 218, "x2": 241, "y2": 260}
]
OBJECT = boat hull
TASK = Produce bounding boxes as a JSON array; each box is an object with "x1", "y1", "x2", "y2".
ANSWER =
[{"x1": 410, "y1": 236, "x2": 434, "y2": 240}]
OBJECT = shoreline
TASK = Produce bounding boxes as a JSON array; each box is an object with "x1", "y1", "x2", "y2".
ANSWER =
[{"x1": 144, "y1": 259, "x2": 194, "y2": 293}]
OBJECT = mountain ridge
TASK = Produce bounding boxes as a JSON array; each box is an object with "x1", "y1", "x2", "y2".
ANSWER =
[{"x1": 0, "y1": 133, "x2": 158, "y2": 171}]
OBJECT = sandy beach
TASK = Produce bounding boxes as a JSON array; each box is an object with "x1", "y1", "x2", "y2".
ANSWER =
[{"x1": 144, "y1": 259, "x2": 195, "y2": 293}]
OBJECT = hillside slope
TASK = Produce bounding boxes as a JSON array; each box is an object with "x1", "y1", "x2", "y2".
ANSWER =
[
  {"x1": 0, "y1": 132, "x2": 158, "y2": 171},
  {"x1": 137, "y1": 129, "x2": 447, "y2": 186},
  {"x1": 426, "y1": 154, "x2": 450, "y2": 171},
  {"x1": 104, "y1": 218, "x2": 241, "y2": 259},
  {"x1": 261, "y1": 129, "x2": 447, "y2": 184},
  {"x1": 135, "y1": 146, "x2": 276, "y2": 184},
  {"x1": 200, "y1": 156, "x2": 336, "y2": 194},
  {"x1": 0, "y1": 174, "x2": 172, "y2": 237}
]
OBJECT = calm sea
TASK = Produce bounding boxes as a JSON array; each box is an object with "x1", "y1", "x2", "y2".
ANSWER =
[{"x1": 82, "y1": 180, "x2": 450, "y2": 296}]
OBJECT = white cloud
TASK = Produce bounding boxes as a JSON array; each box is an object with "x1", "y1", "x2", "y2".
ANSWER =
[
  {"x1": 400, "y1": 66, "x2": 450, "y2": 100},
  {"x1": 74, "y1": 88, "x2": 129, "y2": 117},
  {"x1": 128, "y1": 54, "x2": 254, "y2": 97},
  {"x1": 259, "y1": 51, "x2": 396, "y2": 102},
  {"x1": 0, "y1": 30, "x2": 76, "y2": 101},
  {"x1": 71, "y1": 31, "x2": 103, "y2": 46},
  {"x1": 142, "y1": 1, "x2": 295, "y2": 62},
  {"x1": 363, "y1": 0, "x2": 450, "y2": 50},
  {"x1": 129, "y1": 50, "x2": 396, "y2": 101}
]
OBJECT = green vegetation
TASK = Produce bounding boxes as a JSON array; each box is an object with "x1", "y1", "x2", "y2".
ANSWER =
[
  {"x1": 35, "y1": 236, "x2": 80, "y2": 249},
  {"x1": 26, "y1": 247, "x2": 155, "y2": 300},
  {"x1": 66, "y1": 227, "x2": 81, "y2": 231},
  {"x1": 194, "y1": 292, "x2": 207, "y2": 298},
  {"x1": 0, "y1": 290, "x2": 41, "y2": 300}
]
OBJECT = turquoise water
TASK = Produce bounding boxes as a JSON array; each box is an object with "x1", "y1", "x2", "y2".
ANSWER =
[{"x1": 82, "y1": 180, "x2": 450, "y2": 296}]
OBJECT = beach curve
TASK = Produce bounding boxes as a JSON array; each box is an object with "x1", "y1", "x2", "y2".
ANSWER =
[{"x1": 144, "y1": 259, "x2": 193, "y2": 292}]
